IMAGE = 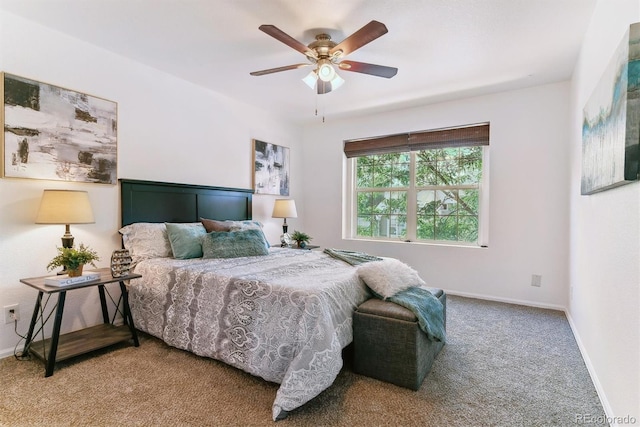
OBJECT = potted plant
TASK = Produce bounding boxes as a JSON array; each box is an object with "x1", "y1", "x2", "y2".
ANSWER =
[
  {"x1": 290, "y1": 230, "x2": 312, "y2": 248},
  {"x1": 47, "y1": 243, "x2": 100, "y2": 277}
]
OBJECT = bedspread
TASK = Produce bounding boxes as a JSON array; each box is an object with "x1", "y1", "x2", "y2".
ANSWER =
[{"x1": 127, "y1": 248, "x2": 369, "y2": 420}]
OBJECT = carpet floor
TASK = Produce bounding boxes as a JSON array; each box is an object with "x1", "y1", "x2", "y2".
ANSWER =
[{"x1": 0, "y1": 296, "x2": 607, "y2": 426}]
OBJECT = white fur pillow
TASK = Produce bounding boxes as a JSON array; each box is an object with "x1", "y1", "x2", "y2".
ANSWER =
[{"x1": 357, "y1": 258, "x2": 426, "y2": 299}]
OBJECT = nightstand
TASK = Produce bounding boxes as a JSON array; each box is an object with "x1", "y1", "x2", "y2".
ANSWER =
[
  {"x1": 20, "y1": 267, "x2": 140, "y2": 377},
  {"x1": 274, "y1": 244, "x2": 320, "y2": 250},
  {"x1": 295, "y1": 245, "x2": 320, "y2": 250}
]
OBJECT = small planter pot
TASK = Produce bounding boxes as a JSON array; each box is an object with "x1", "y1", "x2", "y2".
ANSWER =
[{"x1": 67, "y1": 265, "x2": 84, "y2": 277}]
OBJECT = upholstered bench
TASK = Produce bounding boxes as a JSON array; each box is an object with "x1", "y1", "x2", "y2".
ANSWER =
[{"x1": 352, "y1": 288, "x2": 446, "y2": 390}]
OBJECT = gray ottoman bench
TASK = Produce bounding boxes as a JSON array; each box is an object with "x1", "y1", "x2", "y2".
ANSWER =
[{"x1": 352, "y1": 288, "x2": 446, "y2": 390}]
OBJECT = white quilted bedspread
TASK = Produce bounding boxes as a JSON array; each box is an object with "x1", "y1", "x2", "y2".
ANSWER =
[{"x1": 127, "y1": 247, "x2": 369, "y2": 420}]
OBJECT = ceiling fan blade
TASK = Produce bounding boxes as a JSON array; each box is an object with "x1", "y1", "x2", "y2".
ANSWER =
[
  {"x1": 329, "y1": 20, "x2": 388, "y2": 57},
  {"x1": 258, "y1": 25, "x2": 318, "y2": 60},
  {"x1": 250, "y1": 63, "x2": 311, "y2": 76},
  {"x1": 338, "y1": 60, "x2": 398, "y2": 78}
]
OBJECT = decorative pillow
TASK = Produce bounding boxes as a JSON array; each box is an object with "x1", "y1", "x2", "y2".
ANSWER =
[
  {"x1": 200, "y1": 218, "x2": 270, "y2": 248},
  {"x1": 165, "y1": 222, "x2": 207, "y2": 259},
  {"x1": 227, "y1": 220, "x2": 270, "y2": 248},
  {"x1": 356, "y1": 258, "x2": 426, "y2": 299},
  {"x1": 119, "y1": 222, "x2": 172, "y2": 261},
  {"x1": 202, "y1": 228, "x2": 269, "y2": 259},
  {"x1": 200, "y1": 217, "x2": 232, "y2": 232}
]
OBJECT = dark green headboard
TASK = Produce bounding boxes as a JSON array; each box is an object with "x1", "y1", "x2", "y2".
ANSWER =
[{"x1": 119, "y1": 179, "x2": 253, "y2": 226}]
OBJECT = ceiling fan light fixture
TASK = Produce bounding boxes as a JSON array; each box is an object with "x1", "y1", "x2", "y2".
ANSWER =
[
  {"x1": 317, "y1": 60, "x2": 336, "y2": 82},
  {"x1": 302, "y1": 71, "x2": 318, "y2": 89},
  {"x1": 329, "y1": 73, "x2": 345, "y2": 90}
]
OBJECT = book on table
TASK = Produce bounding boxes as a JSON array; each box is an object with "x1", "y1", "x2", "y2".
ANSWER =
[{"x1": 44, "y1": 272, "x2": 100, "y2": 287}]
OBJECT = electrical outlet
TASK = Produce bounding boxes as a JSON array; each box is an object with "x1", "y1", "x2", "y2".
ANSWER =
[
  {"x1": 4, "y1": 304, "x2": 19, "y2": 324},
  {"x1": 531, "y1": 274, "x2": 542, "y2": 287}
]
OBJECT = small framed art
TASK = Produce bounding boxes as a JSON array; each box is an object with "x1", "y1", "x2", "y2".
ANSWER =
[{"x1": 252, "y1": 139, "x2": 290, "y2": 196}]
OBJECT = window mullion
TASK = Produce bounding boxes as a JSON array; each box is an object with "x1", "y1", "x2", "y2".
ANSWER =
[
  {"x1": 406, "y1": 152, "x2": 417, "y2": 241},
  {"x1": 348, "y1": 158, "x2": 356, "y2": 238}
]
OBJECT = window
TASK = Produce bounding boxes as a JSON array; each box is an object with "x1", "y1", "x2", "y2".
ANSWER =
[{"x1": 345, "y1": 124, "x2": 489, "y2": 246}]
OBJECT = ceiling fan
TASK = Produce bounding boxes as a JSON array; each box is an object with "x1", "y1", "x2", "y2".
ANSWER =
[{"x1": 250, "y1": 20, "x2": 398, "y2": 94}]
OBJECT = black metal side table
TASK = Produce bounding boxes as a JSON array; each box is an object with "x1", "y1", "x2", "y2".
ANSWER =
[
  {"x1": 20, "y1": 268, "x2": 141, "y2": 377},
  {"x1": 294, "y1": 245, "x2": 320, "y2": 250}
]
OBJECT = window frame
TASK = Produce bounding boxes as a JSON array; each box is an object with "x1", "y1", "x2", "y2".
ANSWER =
[{"x1": 344, "y1": 125, "x2": 490, "y2": 247}]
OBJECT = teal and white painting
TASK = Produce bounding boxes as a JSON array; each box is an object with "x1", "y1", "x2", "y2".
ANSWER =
[{"x1": 581, "y1": 23, "x2": 640, "y2": 195}]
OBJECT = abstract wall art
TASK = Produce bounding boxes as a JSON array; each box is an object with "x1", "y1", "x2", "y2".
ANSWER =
[
  {"x1": 581, "y1": 23, "x2": 640, "y2": 195},
  {"x1": 1, "y1": 73, "x2": 117, "y2": 184},
  {"x1": 252, "y1": 139, "x2": 290, "y2": 196}
]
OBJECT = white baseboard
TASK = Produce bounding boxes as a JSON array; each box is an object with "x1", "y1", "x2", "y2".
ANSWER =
[
  {"x1": 0, "y1": 346, "x2": 17, "y2": 359},
  {"x1": 564, "y1": 311, "x2": 616, "y2": 426},
  {"x1": 444, "y1": 289, "x2": 566, "y2": 311}
]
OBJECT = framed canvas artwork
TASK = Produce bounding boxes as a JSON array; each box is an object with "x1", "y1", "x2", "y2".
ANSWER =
[
  {"x1": 581, "y1": 23, "x2": 640, "y2": 195},
  {"x1": 252, "y1": 139, "x2": 290, "y2": 196},
  {"x1": 1, "y1": 73, "x2": 118, "y2": 184}
]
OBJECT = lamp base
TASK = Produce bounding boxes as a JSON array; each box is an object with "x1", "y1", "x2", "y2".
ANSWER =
[{"x1": 61, "y1": 224, "x2": 74, "y2": 249}]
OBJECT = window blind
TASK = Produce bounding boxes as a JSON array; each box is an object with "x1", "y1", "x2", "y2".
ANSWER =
[{"x1": 343, "y1": 123, "x2": 490, "y2": 158}]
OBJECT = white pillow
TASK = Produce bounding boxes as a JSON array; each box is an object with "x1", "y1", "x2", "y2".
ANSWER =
[
  {"x1": 356, "y1": 258, "x2": 426, "y2": 299},
  {"x1": 119, "y1": 222, "x2": 173, "y2": 262}
]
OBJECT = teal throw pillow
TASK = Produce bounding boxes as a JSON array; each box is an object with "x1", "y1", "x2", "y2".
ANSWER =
[
  {"x1": 202, "y1": 228, "x2": 269, "y2": 259},
  {"x1": 165, "y1": 222, "x2": 207, "y2": 259},
  {"x1": 226, "y1": 220, "x2": 271, "y2": 248}
]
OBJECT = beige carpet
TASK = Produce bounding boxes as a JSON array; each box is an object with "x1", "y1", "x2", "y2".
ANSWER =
[{"x1": 0, "y1": 296, "x2": 607, "y2": 426}]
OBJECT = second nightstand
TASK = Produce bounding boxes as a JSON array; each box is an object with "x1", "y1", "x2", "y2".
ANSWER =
[{"x1": 294, "y1": 244, "x2": 320, "y2": 250}]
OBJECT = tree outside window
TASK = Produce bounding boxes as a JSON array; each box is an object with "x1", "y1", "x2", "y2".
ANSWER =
[{"x1": 353, "y1": 146, "x2": 485, "y2": 245}]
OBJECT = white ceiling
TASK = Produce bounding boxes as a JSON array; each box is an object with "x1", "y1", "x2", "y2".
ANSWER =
[{"x1": 1, "y1": 0, "x2": 597, "y2": 124}]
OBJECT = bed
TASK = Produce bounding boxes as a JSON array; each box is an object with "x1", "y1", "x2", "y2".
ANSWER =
[{"x1": 119, "y1": 179, "x2": 370, "y2": 420}]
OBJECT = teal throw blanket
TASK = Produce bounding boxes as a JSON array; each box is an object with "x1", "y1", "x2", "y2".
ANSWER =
[
  {"x1": 323, "y1": 248, "x2": 383, "y2": 265},
  {"x1": 387, "y1": 287, "x2": 446, "y2": 342}
]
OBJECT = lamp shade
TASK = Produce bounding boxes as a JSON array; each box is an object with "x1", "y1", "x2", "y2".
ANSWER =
[
  {"x1": 272, "y1": 199, "x2": 297, "y2": 219},
  {"x1": 36, "y1": 190, "x2": 95, "y2": 224}
]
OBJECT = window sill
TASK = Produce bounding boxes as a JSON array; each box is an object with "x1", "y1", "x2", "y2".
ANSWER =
[{"x1": 343, "y1": 237, "x2": 487, "y2": 249}]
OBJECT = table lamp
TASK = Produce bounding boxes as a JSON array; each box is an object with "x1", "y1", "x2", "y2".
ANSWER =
[
  {"x1": 36, "y1": 189, "x2": 95, "y2": 249},
  {"x1": 272, "y1": 199, "x2": 297, "y2": 247}
]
